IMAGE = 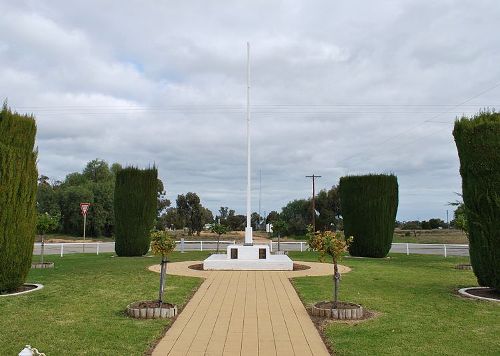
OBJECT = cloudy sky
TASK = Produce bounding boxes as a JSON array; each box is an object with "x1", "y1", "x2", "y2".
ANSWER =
[{"x1": 1, "y1": 0, "x2": 499, "y2": 221}]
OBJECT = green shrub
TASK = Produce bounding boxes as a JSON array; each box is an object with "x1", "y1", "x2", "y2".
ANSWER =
[
  {"x1": 0, "y1": 105, "x2": 38, "y2": 292},
  {"x1": 453, "y1": 111, "x2": 500, "y2": 290},
  {"x1": 339, "y1": 174, "x2": 399, "y2": 257},
  {"x1": 114, "y1": 167, "x2": 157, "y2": 256}
]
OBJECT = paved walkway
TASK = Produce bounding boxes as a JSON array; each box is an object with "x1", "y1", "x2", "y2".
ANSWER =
[{"x1": 151, "y1": 263, "x2": 340, "y2": 356}]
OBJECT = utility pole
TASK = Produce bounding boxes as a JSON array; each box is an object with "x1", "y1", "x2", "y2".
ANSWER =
[
  {"x1": 306, "y1": 174, "x2": 321, "y2": 232},
  {"x1": 446, "y1": 210, "x2": 449, "y2": 229}
]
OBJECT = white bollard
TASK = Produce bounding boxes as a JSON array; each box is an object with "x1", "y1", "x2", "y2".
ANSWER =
[
  {"x1": 181, "y1": 238, "x2": 185, "y2": 253},
  {"x1": 200, "y1": 241, "x2": 203, "y2": 251},
  {"x1": 96, "y1": 243, "x2": 100, "y2": 255},
  {"x1": 300, "y1": 242, "x2": 304, "y2": 252},
  {"x1": 406, "y1": 243, "x2": 409, "y2": 256},
  {"x1": 444, "y1": 244, "x2": 447, "y2": 258},
  {"x1": 60, "y1": 244, "x2": 64, "y2": 258}
]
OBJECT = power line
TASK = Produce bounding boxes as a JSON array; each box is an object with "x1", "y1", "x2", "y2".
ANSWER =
[{"x1": 336, "y1": 79, "x2": 500, "y2": 165}]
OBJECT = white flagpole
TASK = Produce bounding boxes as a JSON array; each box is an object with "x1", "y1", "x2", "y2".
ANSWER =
[{"x1": 244, "y1": 42, "x2": 253, "y2": 245}]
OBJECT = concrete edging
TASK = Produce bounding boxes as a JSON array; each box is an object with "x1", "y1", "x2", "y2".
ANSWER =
[
  {"x1": 458, "y1": 287, "x2": 500, "y2": 302},
  {"x1": 0, "y1": 284, "x2": 44, "y2": 297}
]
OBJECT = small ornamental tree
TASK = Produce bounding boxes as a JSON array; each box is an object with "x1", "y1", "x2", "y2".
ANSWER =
[
  {"x1": 453, "y1": 111, "x2": 500, "y2": 290},
  {"x1": 308, "y1": 227, "x2": 352, "y2": 308},
  {"x1": 114, "y1": 167, "x2": 157, "y2": 256},
  {"x1": 211, "y1": 223, "x2": 228, "y2": 253},
  {"x1": 150, "y1": 230, "x2": 177, "y2": 307},
  {"x1": 36, "y1": 212, "x2": 59, "y2": 265},
  {"x1": 0, "y1": 105, "x2": 38, "y2": 292},
  {"x1": 272, "y1": 219, "x2": 287, "y2": 252}
]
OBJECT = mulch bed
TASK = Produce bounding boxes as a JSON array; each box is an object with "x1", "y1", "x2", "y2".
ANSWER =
[
  {"x1": 0, "y1": 284, "x2": 38, "y2": 295},
  {"x1": 188, "y1": 262, "x2": 311, "y2": 271},
  {"x1": 465, "y1": 288, "x2": 500, "y2": 300}
]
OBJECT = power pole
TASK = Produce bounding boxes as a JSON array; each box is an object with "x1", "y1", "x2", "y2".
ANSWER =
[
  {"x1": 258, "y1": 169, "x2": 262, "y2": 230},
  {"x1": 306, "y1": 174, "x2": 321, "y2": 232}
]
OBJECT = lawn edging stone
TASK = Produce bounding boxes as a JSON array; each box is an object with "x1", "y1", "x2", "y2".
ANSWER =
[
  {"x1": 311, "y1": 301, "x2": 364, "y2": 320},
  {"x1": 31, "y1": 262, "x2": 54, "y2": 269},
  {"x1": 126, "y1": 301, "x2": 177, "y2": 319}
]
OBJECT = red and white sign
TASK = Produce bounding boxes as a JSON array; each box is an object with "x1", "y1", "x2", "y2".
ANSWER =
[{"x1": 80, "y1": 202, "x2": 91, "y2": 216}]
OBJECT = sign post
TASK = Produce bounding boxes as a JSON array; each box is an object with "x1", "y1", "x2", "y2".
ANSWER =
[{"x1": 80, "y1": 203, "x2": 90, "y2": 253}]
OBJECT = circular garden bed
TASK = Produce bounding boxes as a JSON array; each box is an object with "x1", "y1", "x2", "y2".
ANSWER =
[
  {"x1": 126, "y1": 301, "x2": 177, "y2": 319},
  {"x1": 455, "y1": 264, "x2": 472, "y2": 270},
  {"x1": 311, "y1": 301, "x2": 364, "y2": 320},
  {"x1": 0, "y1": 284, "x2": 44, "y2": 297},
  {"x1": 458, "y1": 287, "x2": 500, "y2": 302}
]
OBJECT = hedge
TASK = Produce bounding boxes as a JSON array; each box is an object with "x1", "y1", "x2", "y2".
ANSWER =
[
  {"x1": 339, "y1": 174, "x2": 398, "y2": 257},
  {"x1": 453, "y1": 111, "x2": 500, "y2": 290},
  {"x1": 114, "y1": 166, "x2": 157, "y2": 256},
  {"x1": 0, "y1": 105, "x2": 38, "y2": 292}
]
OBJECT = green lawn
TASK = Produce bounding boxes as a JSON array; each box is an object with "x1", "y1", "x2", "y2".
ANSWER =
[
  {"x1": 289, "y1": 251, "x2": 500, "y2": 355},
  {"x1": 0, "y1": 251, "x2": 210, "y2": 355}
]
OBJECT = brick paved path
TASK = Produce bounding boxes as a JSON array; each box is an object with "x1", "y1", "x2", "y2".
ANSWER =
[{"x1": 152, "y1": 271, "x2": 330, "y2": 356}]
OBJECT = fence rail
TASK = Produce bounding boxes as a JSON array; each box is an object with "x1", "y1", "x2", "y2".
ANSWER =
[{"x1": 33, "y1": 241, "x2": 470, "y2": 257}]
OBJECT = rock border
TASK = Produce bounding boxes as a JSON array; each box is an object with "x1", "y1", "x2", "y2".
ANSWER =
[
  {"x1": 311, "y1": 301, "x2": 364, "y2": 320},
  {"x1": 31, "y1": 262, "x2": 54, "y2": 269},
  {"x1": 458, "y1": 287, "x2": 500, "y2": 302},
  {"x1": 126, "y1": 301, "x2": 178, "y2": 319},
  {"x1": 0, "y1": 284, "x2": 44, "y2": 297},
  {"x1": 455, "y1": 264, "x2": 472, "y2": 270}
]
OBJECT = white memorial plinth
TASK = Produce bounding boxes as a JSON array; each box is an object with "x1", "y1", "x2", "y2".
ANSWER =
[{"x1": 203, "y1": 244, "x2": 293, "y2": 271}]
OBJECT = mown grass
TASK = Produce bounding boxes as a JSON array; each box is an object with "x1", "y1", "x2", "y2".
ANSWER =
[
  {"x1": 289, "y1": 251, "x2": 500, "y2": 355},
  {"x1": 0, "y1": 251, "x2": 210, "y2": 355}
]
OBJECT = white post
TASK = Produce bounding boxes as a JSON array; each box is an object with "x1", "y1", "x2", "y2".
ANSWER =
[
  {"x1": 244, "y1": 41, "x2": 253, "y2": 246},
  {"x1": 200, "y1": 241, "x2": 203, "y2": 251},
  {"x1": 444, "y1": 244, "x2": 447, "y2": 258},
  {"x1": 83, "y1": 214, "x2": 86, "y2": 253},
  {"x1": 96, "y1": 242, "x2": 99, "y2": 255},
  {"x1": 300, "y1": 242, "x2": 304, "y2": 252},
  {"x1": 406, "y1": 243, "x2": 409, "y2": 256},
  {"x1": 60, "y1": 244, "x2": 64, "y2": 258},
  {"x1": 181, "y1": 238, "x2": 185, "y2": 253}
]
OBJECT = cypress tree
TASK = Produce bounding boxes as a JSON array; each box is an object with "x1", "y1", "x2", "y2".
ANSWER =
[
  {"x1": 453, "y1": 111, "x2": 500, "y2": 290},
  {"x1": 0, "y1": 104, "x2": 38, "y2": 292},
  {"x1": 114, "y1": 166, "x2": 157, "y2": 256},
  {"x1": 339, "y1": 174, "x2": 398, "y2": 258}
]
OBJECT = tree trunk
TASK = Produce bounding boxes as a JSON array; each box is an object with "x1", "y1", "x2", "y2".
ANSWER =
[
  {"x1": 278, "y1": 234, "x2": 281, "y2": 252},
  {"x1": 333, "y1": 258, "x2": 340, "y2": 309},
  {"x1": 216, "y1": 234, "x2": 221, "y2": 253},
  {"x1": 158, "y1": 257, "x2": 167, "y2": 307}
]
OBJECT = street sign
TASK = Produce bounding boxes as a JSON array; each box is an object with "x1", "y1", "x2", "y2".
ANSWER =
[{"x1": 80, "y1": 202, "x2": 90, "y2": 216}]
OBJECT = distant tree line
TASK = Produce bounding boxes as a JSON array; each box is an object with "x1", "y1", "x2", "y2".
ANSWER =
[{"x1": 36, "y1": 159, "x2": 170, "y2": 237}]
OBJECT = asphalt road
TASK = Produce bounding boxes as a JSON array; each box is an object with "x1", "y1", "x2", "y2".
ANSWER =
[{"x1": 33, "y1": 241, "x2": 469, "y2": 257}]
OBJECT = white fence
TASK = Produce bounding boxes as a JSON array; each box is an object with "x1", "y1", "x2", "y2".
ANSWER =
[
  {"x1": 33, "y1": 241, "x2": 469, "y2": 257},
  {"x1": 33, "y1": 240, "x2": 236, "y2": 257}
]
